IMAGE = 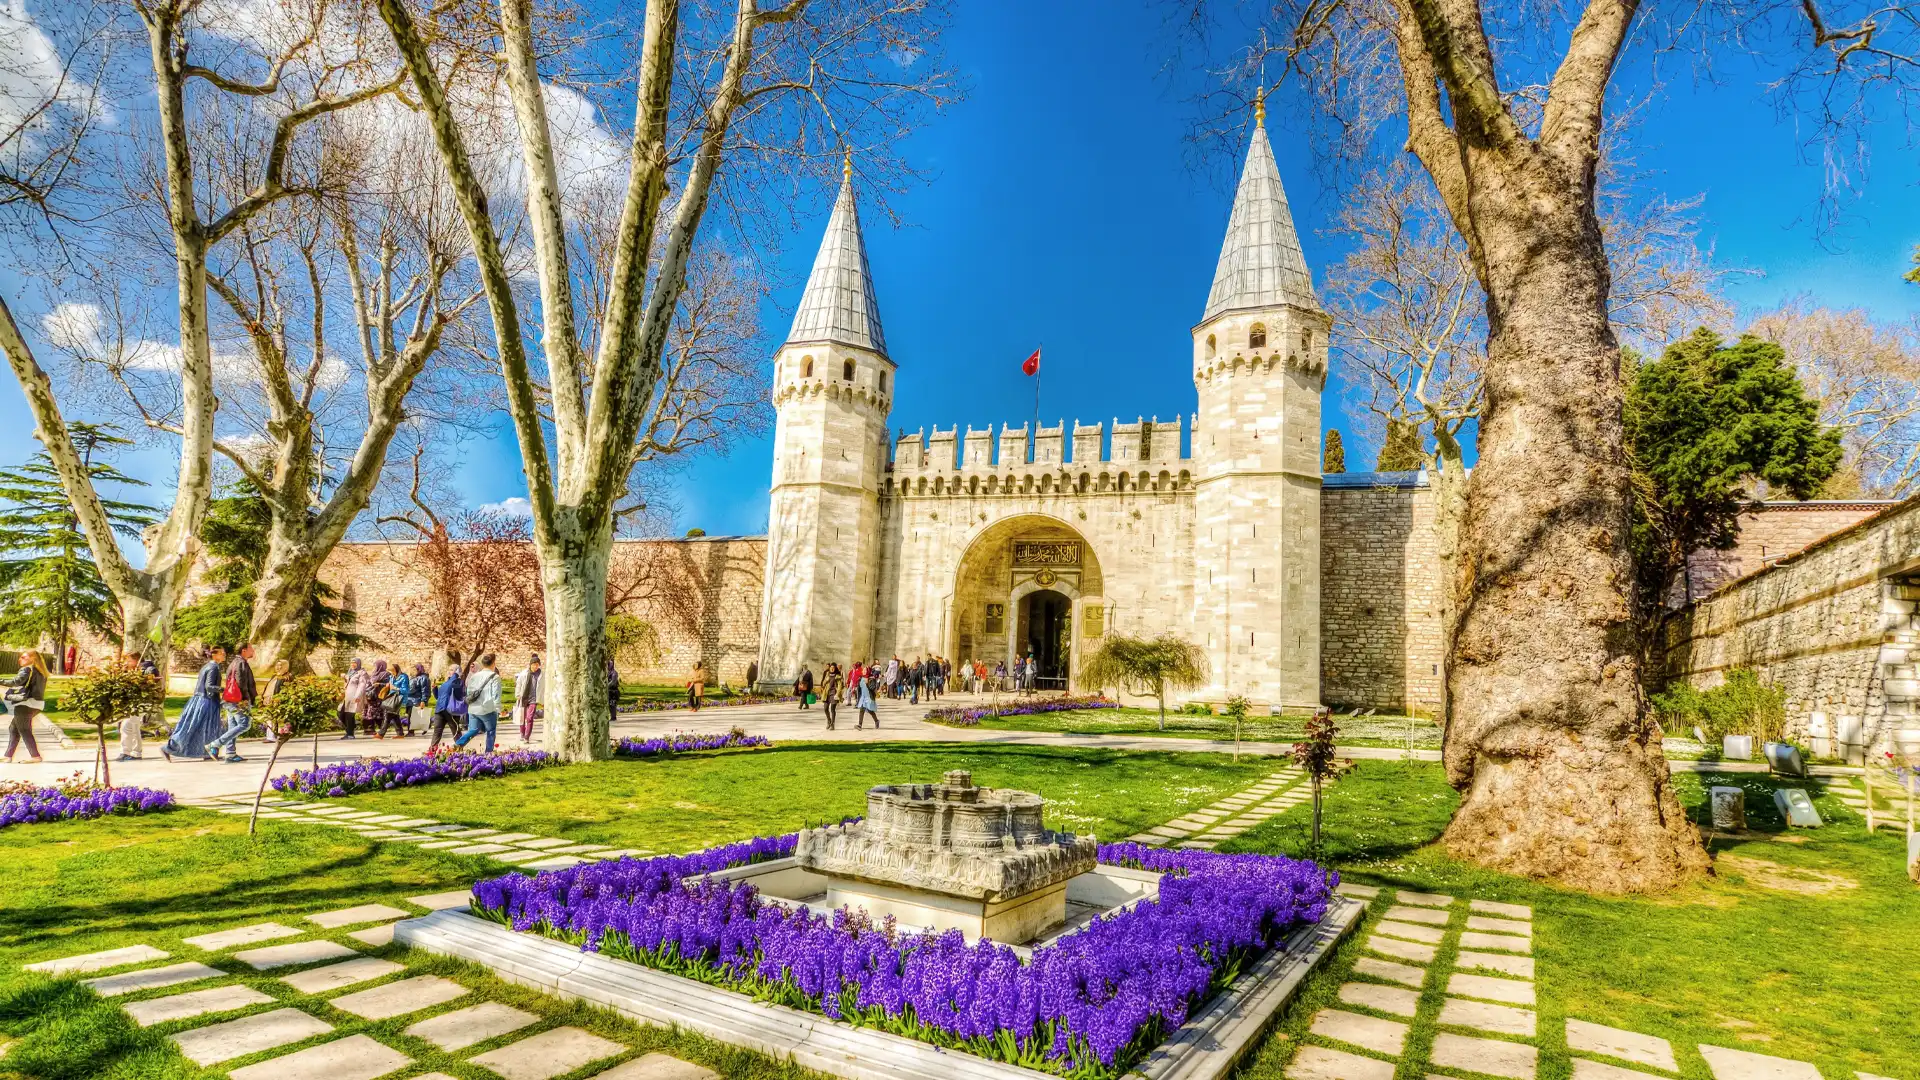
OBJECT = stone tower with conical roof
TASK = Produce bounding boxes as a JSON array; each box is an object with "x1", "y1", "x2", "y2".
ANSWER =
[
  {"x1": 757, "y1": 162, "x2": 895, "y2": 685},
  {"x1": 1189, "y1": 94, "x2": 1328, "y2": 709}
]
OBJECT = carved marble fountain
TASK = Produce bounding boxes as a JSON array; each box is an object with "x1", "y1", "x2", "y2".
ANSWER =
[{"x1": 794, "y1": 770, "x2": 1100, "y2": 943}]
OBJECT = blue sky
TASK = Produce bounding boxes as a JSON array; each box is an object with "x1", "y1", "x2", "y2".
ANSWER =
[{"x1": 6, "y1": 0, "x2": 1918, "y2": 544}]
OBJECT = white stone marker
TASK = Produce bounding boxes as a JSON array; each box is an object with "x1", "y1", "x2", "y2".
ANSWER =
[
  {"x1": 183, "y1": 922, "x2": 304, "y2": 951},
  {"x1": 279, "y1": 957, "x2": 405, "y2": 995},
  {"x1": 1309, "y1": 1009, "x2": 1409, "y2": 1056},
  {"x1": 469, "y1": 1026, "x2": 627, "y2": 1080},
  {"x1": 1566, "y1": 1019, "x2": 1677, "y2": 1072},
  {"x1": 307, "y1": 904, "x2": 411, "y2": 929},
  {"x1": 1286, "y1": 1045, "x2": 1396, "y2": 1080},
  {"x1": 232, "y1": 939, "x2": 358, "y2": 970},
  {"x1": 168, "y1": 1007, "x2": 333, "y2": 1065},
  {"x1": 1699, "y1": 1045, "x2": 1824, "y2": 1080},
  {"x1": 403, "y1": 1001, "x2": 539, "y2": 1051},
  {"x1": 328, "y1": 974, "x2": 469, "y2": 1020},
  {"x1": 83, "y1": 961, "x2": 226, "y2": 997},
  {"x1": 25, "y1": 944, "x2": 169, "y2": 975},
  {"x1": 123, "y1": 985, "x2": 273, "y2": 1027},
  {"x1": 227, "y1": 1033, "x2": 412, "y2": 1080},
  {"x1": 1429, "y1": 1033, "x2": 1538, "y2": 1080},
  {"x1": 1338, "y1": 982, "x2": 1420, "y2": 1017},
  {"x1": 1438, "y1": 997, "x2": 1537, "y2": 1037}
]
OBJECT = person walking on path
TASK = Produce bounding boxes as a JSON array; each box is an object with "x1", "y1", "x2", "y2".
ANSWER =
[
  {"x1": 856, "y1": 663, "x2": 880, "y2": 729},
  {"x1": 606, "y1": 656, "x2": 621, "y2": 719},
  {"x1": 795, "y1": 666, "x2": 814, "y2": 710},
  {"x1": 162, "y1": 647, "x2": 228, "y2": 762},
  {"x1": 453, "y1": 652, "x2": 502, "y2": 752},
  {"x1": 338, "y1": 658, "x2": 369, "y2": 739},
  {"x1": 378, "y1": 662, "x2": 410, "y2": 738},
  {"x1": 429, "y1": 654, "x2": 466, "y2": 750},
  {"x1": 366, "y1": 660, "x2": 394, "y2": 739},
  {"x1": 2, "y1": 649, "x2": 50, "y2": 764},
  {"x1": 405, "y1": 663, "x2": 431, "y2": 735},
  {"x1": 820, "y1": 662, "x2": 843, "y2": 730},
  {"x1": 686, "y1": 661, "x2": 708, "y2": 711},
  {"x1": 207, "y1": 643, "x2": 258, "y2": 762},
  {"x1": 513, "y1": 654, "x2": 542, "y2": 745}
]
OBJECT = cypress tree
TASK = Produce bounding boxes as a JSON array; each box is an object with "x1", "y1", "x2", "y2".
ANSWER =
[{"x1": 1323, "y1": 429, "x2": 1347, "y2": 473}]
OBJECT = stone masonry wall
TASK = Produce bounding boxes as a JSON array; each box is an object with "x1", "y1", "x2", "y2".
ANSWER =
[
  {"x1": 1658, "y1": 494, "x2": 1920, "y2": 757},
  {"x1": 1671, "y1": 500, "x2": 1895, "y2": 605},
  {"x1": 1319, "y1": 479, "x2": 1443, "y2": 714}
]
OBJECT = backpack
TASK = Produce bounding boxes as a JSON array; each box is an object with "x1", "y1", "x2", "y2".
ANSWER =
[{"x1": 221, "y1": 666, "x2": 243, "y2": 704}]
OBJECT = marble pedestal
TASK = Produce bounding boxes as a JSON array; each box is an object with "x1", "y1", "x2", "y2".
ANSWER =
[{"x1": 825, "y1": 878, "x2": 1069, "y2": 944}]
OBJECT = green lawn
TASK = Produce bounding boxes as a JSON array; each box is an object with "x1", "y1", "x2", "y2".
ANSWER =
[
  {"x1": 925, "y1": 706, "x2": 1444, "y2": 749},
  {"x1": 1227, "y1": 760, "x2": 1918, "y2": 1080},
  {"x1": 311, "y1": 742, "x2": 1279, "y2": 851}
]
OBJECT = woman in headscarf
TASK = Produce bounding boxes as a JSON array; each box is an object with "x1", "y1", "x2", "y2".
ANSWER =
[
  {"x1": 819, "y1": 662, "x2": 844, "y2": 731},
  {"x1": 339, "y1": 657, "x2": 370, "y2": 739},
  {"x1": 513, "y1": 653, "x2": 542, "y2": 745},
  {"x1": 162, "y1": 646, "x2": 228, "y2": 762},
  {"x1": 366, "y1": 660, "x2": 393, "y2": 739},
  {"x1": 856, "y1": 661, "x2": 880, "y2": 730},
  {"x1": 408, "y1": 662, "x2": 432, "y2": 735},
  {"x1": 381, "y1": 660, "x2": 411, "y2": 738},
  {"x1": 2, "y1": 649, "x2": 51, "y2": 763}
]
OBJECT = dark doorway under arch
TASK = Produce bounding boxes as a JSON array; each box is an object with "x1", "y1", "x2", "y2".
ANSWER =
[{"x1": 1018, "y1": 589, "x2": 1073, "y2": 689}]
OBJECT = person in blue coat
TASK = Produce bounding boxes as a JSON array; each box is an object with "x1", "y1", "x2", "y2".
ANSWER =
[
  {"x1": 162, "y1": 647, "x2": 228, "y2": 762},
  {"x1": 428, "y1": 653, "x2": 466, "y2": 750}
]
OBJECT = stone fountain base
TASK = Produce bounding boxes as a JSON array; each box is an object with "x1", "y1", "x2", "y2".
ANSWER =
[{"x1": 825, "y1": 877, "x2": 1069, "y2": 944}]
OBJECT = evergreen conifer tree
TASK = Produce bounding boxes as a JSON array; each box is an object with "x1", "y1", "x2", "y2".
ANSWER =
[
  {"x1": 0, "y1": 426, "x2": 158, "y2": 667},
  {"x1": 1324, "y1": 429, "x2": 1347, "y2": 473},
  {"x1": 1375, "y1": 418, "x2": 1426, "y2": 471},
  {"x1": 173, "y1": 484, "x2": 358, "y2": 654}
]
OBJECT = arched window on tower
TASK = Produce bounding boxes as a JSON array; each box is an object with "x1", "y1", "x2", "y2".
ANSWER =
[
  {"x1": 1206, "y1": 334, "x2": 1217, "y2": 358},
  {"x1": 878, "y1": 370, "x2": 889, "y2": 393},
  {"x1": 1248, "y1": 323, "x2": 1267, "y2": 349},
  {"x1": 801, "y1": 356, "x2": 813, "y2": 378},
  {"x1": 843, "y1": 359, "x2": 855, "y2": 381}
]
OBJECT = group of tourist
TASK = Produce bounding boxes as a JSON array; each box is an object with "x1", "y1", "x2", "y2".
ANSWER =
[{"x1": 956, "y1": 655, "x2": 1042, "y2": 694}]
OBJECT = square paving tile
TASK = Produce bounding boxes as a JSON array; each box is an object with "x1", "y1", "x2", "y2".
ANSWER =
[
  {"x1": 233, "y1": 939, "x2": 359, "y2": 970},
  {"x1": 451, "y1": 843, "x2": 514, "y2": 855},
  {"x1": 1286, "y1": 1046, "x2": 1396, "y2": 1080},
  {"x1": 1566, "y1": 1020, "x2": 1676, "y2": 1072},
  {"x1": 1698, "y1": 1046, "x2": 1823, "y2": 1080},
  {"x1": 414, "y1": 825, "x2": 467, "y2": 834},
  {"x1": 1466, "y1": 915, "x2": 1532, "y2": 936},
  {"x1": 418, "y1": 839, "x2": 470, "y2": 849},
  {"x1": 1337, "y1": 982, "x2": 1419, "y2": 1018},
  {"x1": 526, "y1": 855, "x2": 587, "y2": 869},
  {"x1": 1457, "y1": 951, "x2": 1535, "y2": 980},
  {"x1": 446, "y1": 828, "x2": 501, "y2": 838},
  {"x1": 488, "y1": 833, "x2": 542, "y2": 843},
  {"x1": 404, "y1": 1001, "x2": 540, "y2": 1050},
  {"x1": 83, "y1": 961, "x2": 225, "y2": 997},
  {"x1": 124, "y1": 984, "x2": 273, "y2": 1027},
  {"x1": 1396, "y1": 891, "x2": 1454, "y2": 908},
  {"x1": 280, "y1": 957, "x2": 406, "y2": 995},
  {"x1": 183, "y1": 922, "x2": 303, "y2": 951},
  {"x1": 1352, "y1": 957, "x2": 1426, "y2": 988},
  {"x1": 1366, "y1": 935, "x2": 1436, "y2": 964},
  {"x1": 1459, "y1": 931, "x2": 1532, "y2": 954},
  {"x1": 407, "y1": 889, "x2": 474, "y2": 911},
  {"x1": 469, "y1": 1025, "x2": 627, "y2": 1080},
  {"x1": 1448, "y1": 972, "x2": 1536, "y2": 1006},
  {"x1": 308, "y1": 904, "x2": 411, "y2": 929},
  {"x1": 1575, "y1": 1063, "x2": 1671, "y2": 1080},
  {"x1": 228, "y1": 1033, "x2": 413, "y2": 1080},
  {"x1": 169, "y1": 1007, "x2": 333, "y2": 1065},
  {"x1": 329, "y1": 974, "x2": 469, "y2": 1019},
  {"x1": 386, "y1": 818, "x2": 440, "y2": 828},
  {"x1": 1470, "y1": 900, "x2": 1532, "y2": 920},
  {"x1": 1429, "y1": 1033, "x2": 1538, "y2": 1080},
  {"x1": 1309, "y1": 1009, "x2": 1408, "y2": 1056},
  {"x1": 1438, "y1": 997, "x2": 1537, "y2": 1037},
  {"x1": 1383, "y1": 905, "x2": 1451, "y2": 926},
  {"x1": 347, "y1": 924, "x2": 396, "y2": 947},
  {"x1": 493, "y1": 850, "x2": 559, "y2": 864},
  {"x1": 1335, "y1": 884, "x2": 1381, "y2": 900},
  {"x1": 1374, "y1": 919, "x2": 1445, "y2": 944},
  {"x1": 24, "y1": 944, "x2": 169, "y2": 975},
  {"x1": 591, "y1": 1052, "x2": 720, "y2": 1080}
]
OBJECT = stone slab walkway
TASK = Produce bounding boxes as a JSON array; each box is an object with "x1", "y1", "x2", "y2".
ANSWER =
[{"x1": 1122, "y1": 767, "x2": 1309, "y2": 848}]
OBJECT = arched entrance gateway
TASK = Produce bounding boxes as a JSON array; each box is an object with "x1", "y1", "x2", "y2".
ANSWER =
[{"x1": 947, "y1": 515, "x2": 1105, "y2": 692}]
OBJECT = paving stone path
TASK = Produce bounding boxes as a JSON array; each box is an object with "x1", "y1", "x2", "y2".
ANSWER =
[
  {"x1": 1287, "y1": 885, "x2": 1878, "y2": 1080},
  {"x1": 27, "y1": 893, "x2": 721, "y2": 1080},
  {"x1": 178, "y1": 793, "x2": 656, "y2": 870},
  {"x1": 1122, "y1": 767, "x2": 1310, "y2": 849}
]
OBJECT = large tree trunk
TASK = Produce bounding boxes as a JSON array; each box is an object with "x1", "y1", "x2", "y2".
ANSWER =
[
  {"x1": 537, "y1": 520, "x2": 613, "y2": 762},
  {"x1": 1429, "y1": 444, "x2": 1468, "y2": 730},
  {"x1": 251, "y1": 532, "x2": 324, "y2": 674},
  {"x1": 1441, "y1": 161, "x2": 1707, "y2": 893}
]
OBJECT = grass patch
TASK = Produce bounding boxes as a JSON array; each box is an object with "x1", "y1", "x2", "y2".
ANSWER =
[
  {"x1": 313, "y1": 742, "x2": 1279, "y2": 850},
  {"x1": 1219, "y1": 760, "x2": 1918, "y2": 1077},
  {"x1": 927, "y1": 706, "x2": 1442, "y2": 749}
]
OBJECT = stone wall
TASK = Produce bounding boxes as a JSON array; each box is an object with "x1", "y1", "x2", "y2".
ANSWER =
[
  {"x1": 1671, "y1": 500, "x2": 1896, "y2": 605},
  {"x1": 1319, "y1": 473, "x2": 1444, "y2": 714},
  {"x1": 1657, "y1": 494, "x2": 1920, "y2": 758},
  {"x1": 310, "y1": 536, "x2": 768, "y2": 687}
]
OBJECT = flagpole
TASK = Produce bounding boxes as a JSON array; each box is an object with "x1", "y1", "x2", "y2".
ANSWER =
[{"x1": 1033, "y1": 343, "x2": 1041, "y2": 445}]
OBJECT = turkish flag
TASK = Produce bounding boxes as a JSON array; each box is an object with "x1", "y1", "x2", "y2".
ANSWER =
[{"x1": 1021, "y1": 348, "x2": 1041, "y2": 376}]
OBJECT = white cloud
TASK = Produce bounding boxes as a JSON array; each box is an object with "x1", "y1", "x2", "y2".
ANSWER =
[
  {"x1": 478, "y1": 496, "x2": 533, "y2": 518},
  {"x1": 0, "y1": 0, "x2": 103, "y2": 134},
  {"x1": 42, "y1": 301, "x2": 349, "y2": 392}
]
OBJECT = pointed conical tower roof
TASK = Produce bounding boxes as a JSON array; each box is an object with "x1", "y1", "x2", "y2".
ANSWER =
[
  {"x1": 1202, "y1": 97, "x2": 1319, "y2": 322},
  {"x1": 786, "y1": 161, "x2": 887, "y2": 356}
]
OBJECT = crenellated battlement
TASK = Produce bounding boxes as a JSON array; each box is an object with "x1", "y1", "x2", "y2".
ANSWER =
[{"x1": 885, "y1": 415, "x2": 1197, "y2": 498}]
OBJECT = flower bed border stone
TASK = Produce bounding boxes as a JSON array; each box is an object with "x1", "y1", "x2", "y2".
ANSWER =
[{"x1": 394, "y1": 895, "x2": 1361, "y2": 1080}]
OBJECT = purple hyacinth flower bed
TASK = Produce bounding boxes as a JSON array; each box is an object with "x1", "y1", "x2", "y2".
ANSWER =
[
  {"x1": 0, "y1": 784, "x2": 174, "y2": 828},
  {"x1": 471, "y1": 834, "x2": 1331, "y2": 1078},
  {"x1": 924, "y1": 693, "x2": 1119, "y2": 727},
  {"x1": 613, "y1": 731, "x2": 772, "y2": 757},
  {"x1": 270, "y1": 748, "x2": 555, "y2": 798}
]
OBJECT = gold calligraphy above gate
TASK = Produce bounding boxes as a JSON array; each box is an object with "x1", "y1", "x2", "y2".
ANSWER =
[{"x1": 1011, "y1": 540, "x2": 1081, "y2": 567}]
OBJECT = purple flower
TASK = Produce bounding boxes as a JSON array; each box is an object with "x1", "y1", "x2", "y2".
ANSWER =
[
  {"x1": 612, "y1": 732, "x2": 772, "y2": 758},
  {"x1": 0, "y1": 785, "x2": 175, "y2": 828},
  {"x1": 924, "y1": 694, "x2": 1119, "y2": 727},
  {"x1": 275, "y1": 749, "x2": 556, "y2": 799}
]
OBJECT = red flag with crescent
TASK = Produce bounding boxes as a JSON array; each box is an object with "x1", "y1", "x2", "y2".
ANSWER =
[{"x1": 1021, "y1": 348, "x2": 1041, "y2": 376}]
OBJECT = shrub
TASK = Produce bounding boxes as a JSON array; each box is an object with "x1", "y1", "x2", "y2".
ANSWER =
[{"x1": 1651, "y1": 669, "x2": 1786, "y2": 743}]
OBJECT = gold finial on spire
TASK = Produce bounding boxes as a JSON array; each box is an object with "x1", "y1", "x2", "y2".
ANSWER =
[
  {"x1": 843, "y1": 152, "x2": 853, "y2": 183},
  {"x1": 1254, "y1": 85, "x2": 1266, "y2": 128}
]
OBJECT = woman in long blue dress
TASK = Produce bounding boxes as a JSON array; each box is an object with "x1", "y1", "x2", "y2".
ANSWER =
[{"x1": 162, "y1": 648, "x2": 227, "y2": 762}]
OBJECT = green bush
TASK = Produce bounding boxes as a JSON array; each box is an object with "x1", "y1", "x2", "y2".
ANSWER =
[{"x1": 1651, "y1": 669, "x2": 1787, "y2": 743}]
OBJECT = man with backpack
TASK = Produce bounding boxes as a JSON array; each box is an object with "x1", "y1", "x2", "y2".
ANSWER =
[{"x1": 207, "y1": 643, "x2": 257, "y2": 763}]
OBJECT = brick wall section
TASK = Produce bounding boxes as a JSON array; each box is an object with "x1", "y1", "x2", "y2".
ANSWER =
[
  {"x1": 308, "y1": 536, "x2": 767, "y2": 687},
  {"x1": 1319, "y1": 478, "x2": 1443, "y2": 713},
  {"x1": 1657, "y1": 494, "x2": 1920, "y2": 755},
  {"x1": 1672, "y1": 501, "x2": 1896, "y2": 604}
]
